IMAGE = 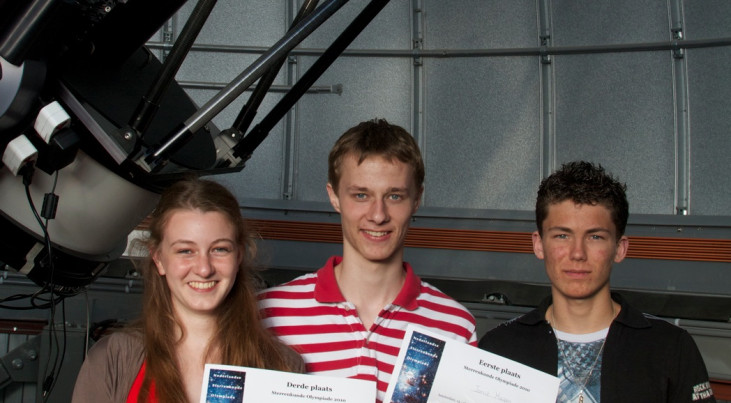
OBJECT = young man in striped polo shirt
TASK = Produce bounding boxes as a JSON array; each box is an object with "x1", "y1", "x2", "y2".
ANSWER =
[{"x1": 258, "y1": 119, "x2": 477, "y2": 402}]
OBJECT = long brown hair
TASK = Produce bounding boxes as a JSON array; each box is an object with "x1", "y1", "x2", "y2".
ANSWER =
[{"x1": 137, "y1": 177, "x2": 302, "y2": 402}]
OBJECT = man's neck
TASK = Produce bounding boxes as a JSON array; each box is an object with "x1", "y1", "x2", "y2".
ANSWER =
[
  {"x1": 335, "y1": 254, "x2": 407, "y2": 329},
  {"x1": 548, "y1": 291, "x2": 619, "y2": 334}
]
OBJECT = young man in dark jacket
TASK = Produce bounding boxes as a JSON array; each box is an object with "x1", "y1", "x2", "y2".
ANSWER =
[{"x1": 479, "y1": 161, "x2": 715, "y2": 403}]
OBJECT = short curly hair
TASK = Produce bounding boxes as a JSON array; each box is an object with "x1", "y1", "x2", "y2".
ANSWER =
[{"x1": 535, "y1": 161, "x2": 629, "y2": 239}]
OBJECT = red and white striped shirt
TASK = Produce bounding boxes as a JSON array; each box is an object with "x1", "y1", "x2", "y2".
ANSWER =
[{"x1": 258, "y1": 256, "x2": 477, "y2": 403}]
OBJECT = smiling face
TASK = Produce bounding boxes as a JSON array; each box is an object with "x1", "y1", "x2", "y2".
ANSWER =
[
  {"x1": 533, "y1": 200, "x2": 628, "y2": 304},
  {"x1": 327, "y1": 154, "x2": 422, "y2": 266},
  {"x1": 153, "y1": 209, "x2": 242, "y2": 319}
]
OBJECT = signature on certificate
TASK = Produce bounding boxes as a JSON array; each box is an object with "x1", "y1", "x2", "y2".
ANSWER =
[{"x1": 471, "y1": 386, "x2": 512, "y2": 403}]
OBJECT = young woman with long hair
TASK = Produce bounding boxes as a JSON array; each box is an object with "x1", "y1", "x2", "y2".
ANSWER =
[{"x1": 72, "y1": 178, "x2": 303, "y2": 402}]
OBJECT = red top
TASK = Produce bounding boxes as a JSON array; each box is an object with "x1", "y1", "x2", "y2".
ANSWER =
[{"x1": 127, "y1": 361, "x2": 157, "y2": 402}]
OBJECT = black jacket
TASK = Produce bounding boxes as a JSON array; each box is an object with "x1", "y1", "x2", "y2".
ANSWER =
[{"x1": 479, "y1": 293, "x2": 716, "y2": 402}]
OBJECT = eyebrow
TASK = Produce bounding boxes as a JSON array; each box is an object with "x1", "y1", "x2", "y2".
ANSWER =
[
  {"x1": 344, "y1": 186, "x2": 369, "y2": 192},
  {"x1": 344, "y1": 186, "x2": 410, "y2": 193},
  {"x1": 546, "y1": 226, "x2": 612, "y2": 234},
  {"x1": 169, "y1": 238, "x2": 235, "y2": 246}
]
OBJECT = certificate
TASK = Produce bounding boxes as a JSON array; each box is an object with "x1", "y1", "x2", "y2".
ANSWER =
[
  {"x1": 199, "y1": 364, "x2": 376, "y2": 403},
  {"x1": 384, "y1": 325, "x2": 559, "y2": 403}
]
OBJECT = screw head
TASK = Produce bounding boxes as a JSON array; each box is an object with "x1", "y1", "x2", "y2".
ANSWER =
[{"x1": 27, "y1": 349, "x2": 37, "y2": 361}]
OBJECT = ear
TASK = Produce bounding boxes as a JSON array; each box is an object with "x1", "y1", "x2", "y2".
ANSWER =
[
  {"x1": 532, "y1": 231, "x2": 545, "y2": 260},
  {"x1": 326, "y1": 183, "x2": 341, "y2": 213},
  {"x1": 613, "y1": 235, "x2": 629, "y2": 263},
  {"x1": 152, "y1": 251, "x2": 165, "y2": 275}
]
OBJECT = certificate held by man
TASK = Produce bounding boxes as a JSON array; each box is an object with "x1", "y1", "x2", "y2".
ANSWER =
[
  {"x1": 199, "y1": 364, "x2": 376, "y2": 403},
  {"x1": 384, "y1": 325, "x2": 559, "y2": 403}
]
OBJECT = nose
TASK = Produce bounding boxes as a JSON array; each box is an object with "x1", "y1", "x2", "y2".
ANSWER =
[
  {"x1": 367, "y1": 198, "x2": 389, "y2": 224},
  {"x1": 193, "y1": 253, "x2": 215, "y2": 277},
  {"x1": 569, "y1": 238, "x2": 587, "y2": 261}
]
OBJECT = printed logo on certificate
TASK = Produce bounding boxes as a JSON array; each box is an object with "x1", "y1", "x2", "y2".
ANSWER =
[
  {"x1": 204, "y1": 367, "x2": 246, "y2": 403},
  {"x1": 389, "y1": 331, "x2": 445, "y2": 402},
  {"x1": 384, "y1": 325, "x2": 560, "y2": 403},
  {"x1": 200, "y1": 364, "x2": 376, "y2": 403}
]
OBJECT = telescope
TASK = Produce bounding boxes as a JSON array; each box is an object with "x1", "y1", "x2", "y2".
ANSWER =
[{"x1": 0, "y1": 0, "x2": 390, "y2": 293}]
